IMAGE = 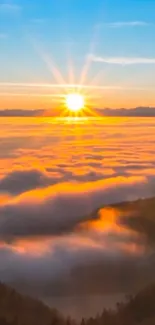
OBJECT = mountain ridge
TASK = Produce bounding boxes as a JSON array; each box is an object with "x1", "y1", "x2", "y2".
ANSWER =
[{"x1": 0, "y1": 107, "x2": 155, "y2": 117}]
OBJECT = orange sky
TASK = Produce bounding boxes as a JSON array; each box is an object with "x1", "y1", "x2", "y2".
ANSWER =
[{"x1": 1, "y1": 88, "x2": 155, "y2": 110}]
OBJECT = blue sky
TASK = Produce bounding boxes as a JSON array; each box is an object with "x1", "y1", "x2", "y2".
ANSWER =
[{"x1": 0, "y1": 0, "x2": 155, "y2": 109}]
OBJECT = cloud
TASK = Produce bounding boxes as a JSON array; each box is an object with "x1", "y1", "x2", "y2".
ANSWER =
[
  {"x1": 1, "y1": 115, "x2": 155, "y2": 311},
  {"x1": 0, "y1": 83, "x2": 154, "y2": 100},
  {"x1": 0, "y1": 169, "x2": 55, "y2": 195},
  {"x1": 104, "y1": 21, "x2": 150, "y2": 28},
  {"x1": 0, "y1": 173, "x2": 154, "y2": 301},
  {"x1": 0, "y1": 82, "x2": 139, "y2": 91},
  {"x1": 0, "y1": 3, "x2": 21, "y2": 14},
  {"x1": 0, "y1": 229, "x2": 154, "y2": 299},
  {"x1": 0, "y1": 175, "x2": 154, "y2": 241},
  {"x1": 90, "y1": 54, "x2": 155, "y2": 65}
]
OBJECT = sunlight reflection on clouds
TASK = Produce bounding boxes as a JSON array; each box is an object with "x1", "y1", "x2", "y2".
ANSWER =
[
  {"x1": 1, "y1": 117, "x2": 155, "y2": 182},
  {"x1": 0, "y1": 117, "x2": 155, "y2": 298}
]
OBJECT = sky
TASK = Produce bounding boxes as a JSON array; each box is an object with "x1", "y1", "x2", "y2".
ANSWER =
[
  {"x1": 1, "y1": 0, "x2": 155, "y2": 317},
  {"x1": 0, "y1": 0, "x2": 155, "y2": 109}
]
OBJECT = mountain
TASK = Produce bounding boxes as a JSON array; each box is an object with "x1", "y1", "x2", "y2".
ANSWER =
[
  {"x1": 0, "y1": 277, "x2": 155, "y2": 324},
  {"x1": 0, "y1": 282, "x2": 68, "y2": 325},
  {"x1": 0, "y1": 107, "x2": 155, "y2": 117},
  {"x1": 81, "y1": 284, "x2": 155, "y2": 325},
  {"x1": 100, "y1": 107, "x2": 155, "y2": 116}
]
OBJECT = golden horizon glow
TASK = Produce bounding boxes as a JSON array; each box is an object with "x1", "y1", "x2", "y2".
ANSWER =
[
  {"x1": 1, "y1": 33, "x2": 155, "y2": 109},
  {"x1": 65, "y1": 93, "x2": 84, "y2": 113}
]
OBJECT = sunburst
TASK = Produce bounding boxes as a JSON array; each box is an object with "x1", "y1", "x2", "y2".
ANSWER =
[
  {"x1": 21, "y1": 30, "x2": 104, "y2": 118},
  {"x1": 65, "y1": 93, "x2": 84, "y2": 113}
]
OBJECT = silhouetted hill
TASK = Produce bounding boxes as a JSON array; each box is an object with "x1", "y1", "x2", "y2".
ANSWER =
[
  {"x1": 0, "y1": 282, "x2": 68, "y2": 325},
  {"x1": 112, "y1": 196, "x2": 155, "y2": 246},
  {"x1": 1, "y1": 278, "x2": 155, "y2": 324},
  {"x1": 81, "y1": 283, "x2": 155, "y2": 325}
]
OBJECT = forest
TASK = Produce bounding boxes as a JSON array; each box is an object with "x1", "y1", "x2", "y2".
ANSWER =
[{"x1": 0, "y1": 282, "x2": 155, "y2": 325}]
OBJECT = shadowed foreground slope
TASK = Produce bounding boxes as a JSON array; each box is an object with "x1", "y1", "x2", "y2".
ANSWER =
[
  {"x1": 1, "y1": 281, "x2": 155, "y2": 324},
  {"x1": 0, "y1": 282, "x2": 68, "y2": 325},
  {"x1": 81, "y1": 284, "x2": 155, "y2": 325}
]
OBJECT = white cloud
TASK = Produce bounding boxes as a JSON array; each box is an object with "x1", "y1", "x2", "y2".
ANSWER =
[
  {"x1": 104, "y1": 21, "x2": 150, "y2": 28},
  {"x1": 90, "y1": 54, "x2": 155, "y2": 65}
]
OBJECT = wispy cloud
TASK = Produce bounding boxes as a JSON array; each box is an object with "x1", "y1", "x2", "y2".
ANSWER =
[
  {"x1": 104, "y1": 21, "x2": 150, "y2": 28},
  {"x1": 0, "y1": 33, "x2": 7, "y2": 39},
  {"x1": 0, "y1": 82, "x2": 150, "y2": 92},
  {"x1": 0, "y1": 3, "x2": 21, "y2": 14},
  {"x1": 90, "y1": 54, "x2": 155, "y2": 65}
]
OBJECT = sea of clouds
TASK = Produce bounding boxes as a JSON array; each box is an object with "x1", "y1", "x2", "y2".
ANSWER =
[{"x1": 0, "y1": 117, "x2": 155, "y2": 313}]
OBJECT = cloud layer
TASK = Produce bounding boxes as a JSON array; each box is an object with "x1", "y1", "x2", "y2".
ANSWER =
[
  {"x1": 0, "y1": 173, "x2": 154, "y2": 300},
  {"x1": 0, "y1": 117, "x2": 155, "y2": 309},
  {"x1": 0, "y1": 175, "x2": 153, "y2": 240},
  {"x1": 0, "y1": 169, "x2": 55, "y2": 194}
]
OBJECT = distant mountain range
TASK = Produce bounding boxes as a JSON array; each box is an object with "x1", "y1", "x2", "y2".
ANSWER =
[
  {"x1": 0, "y1": 107, "x2": 155, "y2": 117},
  {"x1": 101, "y1": 107, "x2": 155, "y2": 117}
]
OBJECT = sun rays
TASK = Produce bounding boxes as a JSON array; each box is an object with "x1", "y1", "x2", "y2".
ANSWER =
[
  {"x1": 0, "y1": 31, "x2": 105, "y2": 118},
  {"x1": 22, "y1": 31, "x2": 105, "y2": 118}
]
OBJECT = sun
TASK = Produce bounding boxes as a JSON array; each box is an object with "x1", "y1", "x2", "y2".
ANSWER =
[{"x1": 65, "y1": 93, "x2": 84, "y2": 112}]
